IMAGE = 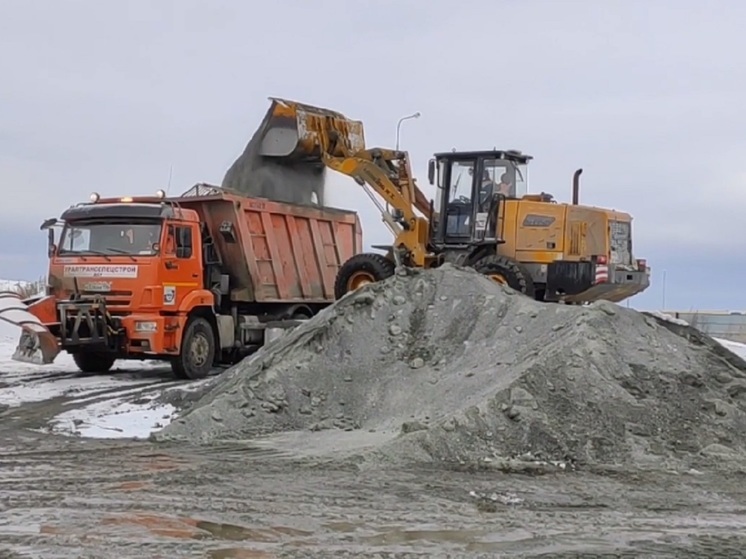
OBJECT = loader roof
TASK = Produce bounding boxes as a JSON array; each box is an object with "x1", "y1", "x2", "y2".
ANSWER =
[{"x1": 433, "y1": 149, "x2": 533, "y2": 164}]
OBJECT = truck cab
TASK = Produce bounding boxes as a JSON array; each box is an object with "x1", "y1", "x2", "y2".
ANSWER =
[
  {"x1": 31, "y1": 191, "x2": 213, "y2": 376},
  {"x1": 13, "y1": 186, "x2": 362, "y2": 379}
]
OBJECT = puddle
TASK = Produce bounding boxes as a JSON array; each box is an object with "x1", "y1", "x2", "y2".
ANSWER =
[
  {"x1": 113, "y1": 480, "x2": 153, "y2": 492},
  {"x1": 361, "y1": 526, "x2": 697, "y2": 555},
  {"x1": 186, "y1": 442, "x2": 298, "y2": 460},
  {"x1": 197, "y1": 521, "x2": 278, "y2": 543},
  {"x1": 39, "y1": 524, "x2": 65, "y2": 536},
  {"x1": 208, "y1": 549, "x2": 276, "y2": 559},
  {"x1": 323, "y1": 521, "x2": 363, "y2": 533},
  {"x1": 130, "y1": 452, "x2": 188, "y2": 473},
  {"x1": 363, "y1": 528, "x2": 488, "y2": 547},
  {"x1": 101, "y1": 513, "x2": 203, "y2": 540},
  {"x1": 98, "y1": 513, "x2": 313, "y2": 544},
  {"x1": 360, "y1": 526, "x2": 597, "y2": 553},
  {"x1": 197, "y1": 521, "x2": 312, "y2": 542}
]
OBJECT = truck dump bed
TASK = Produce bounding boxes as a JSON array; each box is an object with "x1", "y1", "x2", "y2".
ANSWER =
[{"x1": 177, "y1": 184, "x2": 362, "y2": 303}]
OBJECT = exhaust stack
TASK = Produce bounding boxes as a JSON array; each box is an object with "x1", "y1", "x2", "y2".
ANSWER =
[{"x1": 572, "y1": 168, "x2": 583, "y2": 205}]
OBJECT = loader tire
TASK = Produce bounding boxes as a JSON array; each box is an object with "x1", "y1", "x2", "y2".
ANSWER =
[
  {"x1": 472, "y1": 254, "x2": 536, "y2": 298},
  {"x1": 171, "y1": 317, "x2": 215, "y2": 380},
  {"x1": 334, "y1": 253, "x2": 396, "y2": 299},
  {"x1": 72, "y1": 352, "x2": 116, "y2": 374}
]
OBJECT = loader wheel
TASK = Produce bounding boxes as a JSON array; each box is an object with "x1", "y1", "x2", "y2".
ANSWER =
[
  {"x1": 171, "y1": 317, "x2": 215, "y2": 380},
  {"x1": 72, "y1": 352, "x2": 116, "y2": 374},
  {"x1": 472, "y1": 254, "x2": 536, "y2": 298},
  {"x1": 334, "y1": 253, "x2": 396, "y2": 299}
]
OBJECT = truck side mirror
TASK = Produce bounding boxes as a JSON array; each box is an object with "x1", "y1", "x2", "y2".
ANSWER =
[
  {"x1": 40, "y1": 217, "x2": 57, "y2": 231},
  {"x1": 47, "y1": 228, "x2": 56, "y2": 257},
  {"x1": 428, "y1": 159, "x2": 435, "y2": 185}
]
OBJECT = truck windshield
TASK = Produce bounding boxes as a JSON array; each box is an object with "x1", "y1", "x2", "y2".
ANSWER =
[{"x1": 59, "y1": 222, "x2": 162, "y2": 256}]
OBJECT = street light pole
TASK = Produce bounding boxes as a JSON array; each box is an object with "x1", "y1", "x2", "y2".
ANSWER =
[{"x1": 395, "y1": 111, "x2": 421, "y2": 150}]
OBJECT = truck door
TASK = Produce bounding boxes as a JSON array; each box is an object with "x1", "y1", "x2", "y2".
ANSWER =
[{"x1": 160, "y1": 223, "x2": 201, "y2": 309}]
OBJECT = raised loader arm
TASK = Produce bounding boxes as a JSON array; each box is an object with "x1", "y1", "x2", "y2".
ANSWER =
[
  {"x1": 322, "y1": 149, "x2": 432, "y2": 266},
  {"x1": 254, "y1": 97, "x2": 434, "y2": 267}
]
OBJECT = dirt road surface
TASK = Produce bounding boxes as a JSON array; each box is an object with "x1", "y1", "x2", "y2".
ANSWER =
[{"x1": 3, "y1": 418, "x2": 746, "y2": 558}]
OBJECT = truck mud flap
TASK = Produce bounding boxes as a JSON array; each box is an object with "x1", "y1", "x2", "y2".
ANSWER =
[{"x1": 0, "y1": 291, "x2": 60, "y2": 365}]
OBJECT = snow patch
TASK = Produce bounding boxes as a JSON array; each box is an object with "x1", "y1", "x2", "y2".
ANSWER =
[
  {"x1": 1, "y1": 311, "x2": 213, "y2": 441},
  {"x1": 0, "y1": 335, "x2": 167, "y2": 407},
  {"x1": 0, "y1": 279, "x2": 30, "y2": 293},
  {"x1": 648, "y1": 310, "x2": 690, "y2": 326},
  {"x1": 714, "y1": 338, "x2": 746, "y2": 360},
  {"x1": 45, "y1": 398, "x2": 176, "y2": 439},
  {"x1": 1, "y1": 332, "x2": 181, "y2": 439}
]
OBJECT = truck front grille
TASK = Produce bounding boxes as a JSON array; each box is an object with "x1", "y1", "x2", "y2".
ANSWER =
[{"x1": 81, "y1": 290, "x2": 133, "y2": 310}]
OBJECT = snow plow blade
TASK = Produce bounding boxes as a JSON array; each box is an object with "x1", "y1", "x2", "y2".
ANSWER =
[
  {"x1": 257, "y1": 97, "x2": 366, "y2": 160},
  {"x1": 0, "y1": 292, "x2": 60, "y2": 365}
]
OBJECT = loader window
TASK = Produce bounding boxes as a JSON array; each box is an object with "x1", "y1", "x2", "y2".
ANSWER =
[
  {"x1": 444, "y1": 160, "x2": 475, "y2": 238},
  {"x1": 449, "y1": 161, "x2": 474, "y2": 201},
  {"x1": 482, "y1": 160, "x2": 528, "y2": 198}
]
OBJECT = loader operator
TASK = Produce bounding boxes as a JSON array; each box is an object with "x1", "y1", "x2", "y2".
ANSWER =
[
  {"x1": 497, "y1": 173, "x2": 513, "y2": 196},
  {"x1": 476, "y1": 170, "x2": 513, "y2": 238},
  {"x1": 478, "y1": 170, "x2": 500, "y2": 212}
]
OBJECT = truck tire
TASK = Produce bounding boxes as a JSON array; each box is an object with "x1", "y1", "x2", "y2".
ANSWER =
[
  {"x1": 72, "y1": 352, "x2": 116, "y2": 374},
  {"x1": 171, "y1": 317, "x2": 215, "y2": 380},
  {"x1": 472, "y1": 254, "x2": 536, "y2": 298},
  {"x1": 334, "y1": 253, "x2": 395, "y2": 299}
]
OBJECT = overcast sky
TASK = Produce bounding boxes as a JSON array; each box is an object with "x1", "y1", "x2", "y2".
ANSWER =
[{"x1": 1, "y1": 0, "x2": 744, "y2": 311}]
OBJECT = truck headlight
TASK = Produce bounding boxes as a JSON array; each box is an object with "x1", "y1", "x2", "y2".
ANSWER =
[{"x1": 135, "y1": 321, "x2": 158, "y2": 333}]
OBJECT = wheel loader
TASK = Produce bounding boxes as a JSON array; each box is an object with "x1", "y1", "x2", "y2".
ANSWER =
[{"x1": 253, "y1": 97, "x2": 650, "y2": 304}]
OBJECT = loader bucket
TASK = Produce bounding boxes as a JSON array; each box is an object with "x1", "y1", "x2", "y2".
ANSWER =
[
  {"x1": 257, "y1": 97, "x2": 366, "y2": 160},
  {"x1": 0, "y1": 291, "x2": 60, "y2": 365}
]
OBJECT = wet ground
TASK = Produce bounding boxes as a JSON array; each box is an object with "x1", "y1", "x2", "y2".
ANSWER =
[
  {"x1": 3, "y1": 420, "x2": 746, "y2": 558},
  {"x1": 3, "y1": 328, "x2": 746, "y2": 557},
  {"x1": 0, "y1": 332, "x2": 217, "y2": 440}
]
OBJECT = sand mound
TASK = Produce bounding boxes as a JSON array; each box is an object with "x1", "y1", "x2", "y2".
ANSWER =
[{"x1": 155, "y1": 265, "x2": 746, "y2": 470}]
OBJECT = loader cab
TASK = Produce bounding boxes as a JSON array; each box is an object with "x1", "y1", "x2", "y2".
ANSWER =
[{"x1": 427, "y1": 150, "x2": 532, "y2": 246}]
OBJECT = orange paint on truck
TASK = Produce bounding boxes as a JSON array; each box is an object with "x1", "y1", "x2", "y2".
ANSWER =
[{"x1": 17, "y1": 184, "x2": 363, "y2": 379}]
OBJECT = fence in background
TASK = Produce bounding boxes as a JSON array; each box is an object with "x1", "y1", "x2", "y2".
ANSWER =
[{"x1": 662, "y1": 311, "x2": 746, "y2": 344}]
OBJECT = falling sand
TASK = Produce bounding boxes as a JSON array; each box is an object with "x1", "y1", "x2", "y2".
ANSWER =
[{"x1": 221, "y1": 107, "x2": 326, "y2": 206}]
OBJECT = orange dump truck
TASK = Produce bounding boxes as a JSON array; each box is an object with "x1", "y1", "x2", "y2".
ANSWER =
[{"x1": 8, "y1": 184, "x2": 362, "y2": 379}]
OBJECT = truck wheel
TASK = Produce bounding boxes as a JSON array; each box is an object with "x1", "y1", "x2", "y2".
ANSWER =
[
  {"x1": 171, "y1": 317, "x2": 215, "y2": 380},
  {"x1": 334, "y1": 253, "x2": 395, "y2": 299},
  {"x1": 72, "y1": 352, "x2": 116, "y2": 374},
  {"x1": 472, "y1": 254, "x2": 536, "y2": 298}
]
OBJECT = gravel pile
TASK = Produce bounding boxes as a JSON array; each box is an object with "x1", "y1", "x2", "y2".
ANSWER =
[{"x1": 155, "y1": 265, "x2": 746, "y2": 470}]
